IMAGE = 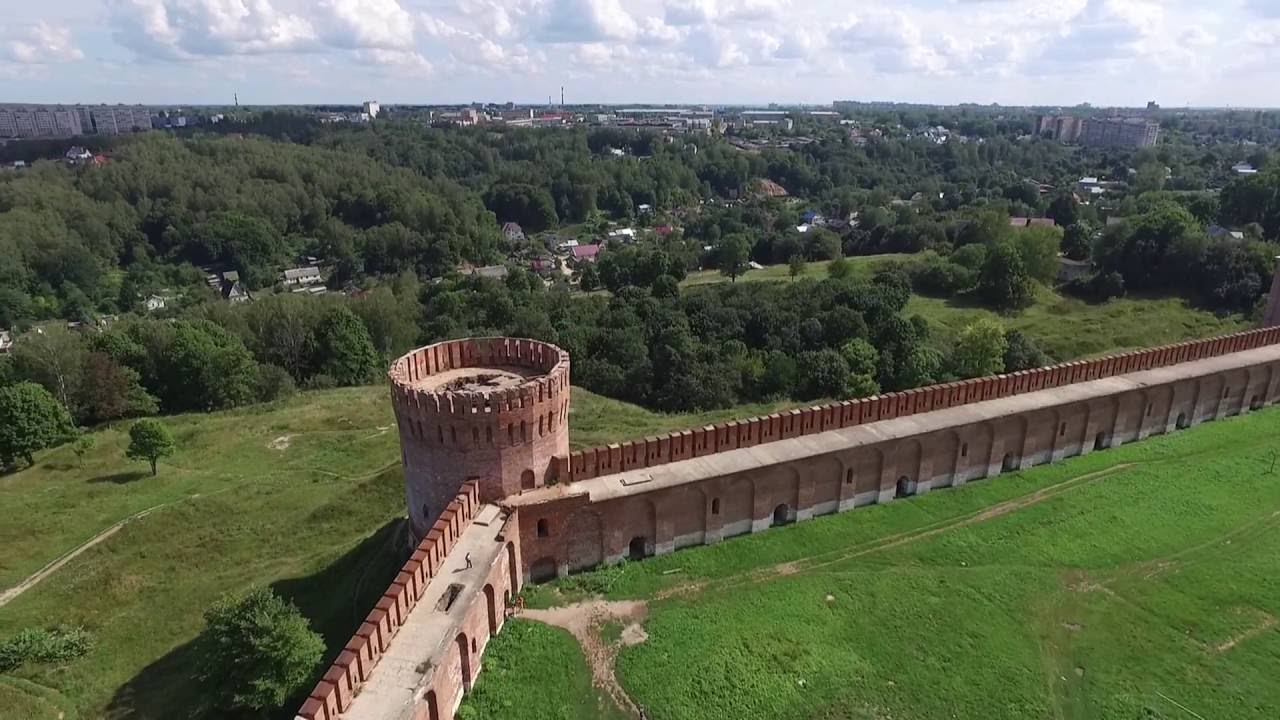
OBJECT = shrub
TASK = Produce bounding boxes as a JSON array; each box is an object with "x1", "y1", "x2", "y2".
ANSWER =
[
  {"x1": 256, "y1": 364, "x2": 297, "y2": 403},
  {"x1": 0, "y1": 626, "x2": 94, "y2": 673},
  {"x1": 196, "y1": 587, "x2": 324, "y2": 712}
]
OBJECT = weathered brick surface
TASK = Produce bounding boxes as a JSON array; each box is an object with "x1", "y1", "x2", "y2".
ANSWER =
[
  {"x1": 559, "y1": 326, "x2": 1280, "y2": 483},
  {"x1": 389, "y1": 338, "x2": 571, "y2": 543}
]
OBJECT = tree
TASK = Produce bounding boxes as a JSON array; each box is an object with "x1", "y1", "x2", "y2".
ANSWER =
[
  {"x1": 79, "y1": 353, "x2": 157, "y2": 424},
  {"x1": 1010, "y1": 225, "x2": 1063, "y2": 284},
  {"x1": 788, "y1": 254, "x2": 807, "y2": 280},
  {"x1": 827, "y1": 255, "x2": 852, "y2": 280},
  {"x1": 0, "y1": 382, "x2": 74, "y2": 469},
  {"x1": 1003, "y1": 330, "x2": 1049, "y2": 372},
  {"x1": 1062, "y1": 223, "x2": 1093, "y2": 261},
  {"x1": 126, "y1": 419, "x2": 175, "y2": 476},
  {"x1": 978, "y1": 242, "x2": 1035, "y2": 311},
  {"x1": 12, "y1": 327, "x2": 86, "y2": 420},
  {"x1": 716, "y1": 234, "x2": 751, "y2": 282},
  {"x1": 196, "y1": 587, "x2": 324, "y2": 712},
  {"x1": 312, "y1": 306, "x2": 381, "y2": 386},
  {"x1": 578, "y1": 263, "x2": 601, "y2": 292},
  {"x1": 72, "y1": 434, "x2": 96, "y2": 468},
  {"x1": 951, "y1": 319, "x2": 1008, "y2": 379}
]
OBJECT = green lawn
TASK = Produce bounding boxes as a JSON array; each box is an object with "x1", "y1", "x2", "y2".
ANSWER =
[
  {"x1": 515, "y1": 406, "x2": 1280, "y2": 720},
  {"x1": 456, "y1": 620, "x2": 626, "y2": 720},
  {"x1": 908, "y1": 287, "x2": 1250, "y2": 360},
  {"x1": 0, "y1": 385, "x2": 788, "y2": 719},
  {"x1": 680, "y1": 254, "x2": 908, "y2": 287}
]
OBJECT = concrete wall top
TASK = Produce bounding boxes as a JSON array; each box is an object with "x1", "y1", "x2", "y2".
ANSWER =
[
  {"x1": 556, "y1": 326, "x2": 1280, "y2": 483},
  {"x1": 295, "y1": 481, "x2": 484, "y2": 720}
]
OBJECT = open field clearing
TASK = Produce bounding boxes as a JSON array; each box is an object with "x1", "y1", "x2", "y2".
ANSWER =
[
  {"x1": 0, "y1": 386, "x2": 739, "y2": 719},
  {"x1": 495, "y1": 406, "x2": 1280, "y2": 720}
]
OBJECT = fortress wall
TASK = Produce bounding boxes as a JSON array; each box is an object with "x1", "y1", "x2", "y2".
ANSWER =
[
  {"x1": 517, "y1": 346, "x2": 1280, "y2": 580},
  {"x1": 391, "y1": 338, "x2": 570, "y2": 541},
  {"x1": 556, "y1": 327, "x2": 1280, "y2": 483},
  {"x1": 296, "y1": 482, "x2": 502, "y2": 720}
]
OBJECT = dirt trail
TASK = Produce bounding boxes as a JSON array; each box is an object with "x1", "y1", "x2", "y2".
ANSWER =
[
  {"x1": 523, "y1": 600, "x2": 649, "y2": 718},
  {"x1": 0, "y1": 503, "x2": 168, "y2": 608}
]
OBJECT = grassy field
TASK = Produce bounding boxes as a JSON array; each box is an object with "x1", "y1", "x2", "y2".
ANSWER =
[
  {"x1": 508, "y1": 406, "x2": 1280, "y2": 720},
  {"x1": 0, "y1": 386, "x2": 745, "y2": 719},
  {"x1": 680, "y1": 254, "x2": 906, "y2": 287},
  {"x1": 456, "y1": 620, "x2": 626, "y2": 720},
  {"x1": 908, "y1": 287, "x2": 1250, "y2": 360}
]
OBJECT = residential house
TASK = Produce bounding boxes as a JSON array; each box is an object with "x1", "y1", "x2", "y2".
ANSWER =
[
  {"x1": 502, "y1": 222, "x2": 526, "y2": 242},
  {"x1": 1232, "y1": 163, "x2": 1258, "y2": 175},
  {"x1": 1208, "y1": 225, "x2": 1245, "y2": 240},
  {"x1": 1010, "y1": 217, "x2": 1057, "y2": 228},
  {"x1": 64, "y1": 146, "x2": 92, "y2": 164},
  {"x1": 223, "y1": 280, "x2": 252, "y2": 304},
  {"x1": 469, "y1": 265, "x2": 510, "y2": 280},
  {"x1": 282, "y1": 266, "x2": 322, "y2": 287},
  {"x1": 0, "y1": 329, "x2": 12, "y2": 354},
  {"x1": 800, "y1": 210, "x2": 823, "y2": 224},
  {"x1": 555, "y1": 239, "x2": 580, "y2": 253},
  {"x1": 607, "y1": 228, "x2": 637, "y2": 244},
  {"x1": 571, "y1": 244, "x2": 602, "y2": 263},
  {"x1": 637, "y1": 204, "x2": 653, "y2": 215},
  {"x1": 654, "y1": 224, "x2": 675, "y2": 237},
  {"x1": 144, "y1": 292, "x2": 173, "y2": 312},
  {"x1": 1056, "y1": 256, "x2": 1092, "y2": 284}
]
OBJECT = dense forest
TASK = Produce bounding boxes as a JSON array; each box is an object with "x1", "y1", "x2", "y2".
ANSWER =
[{"x1": 3, "y1": 109, "x2": 1280, "y2": 468}]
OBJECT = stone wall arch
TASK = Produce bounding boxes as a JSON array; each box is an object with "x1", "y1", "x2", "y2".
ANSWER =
[
  {"x1": 611, "y1": 498, "x2": 657, "y2": 562},
  {"x1": 882, "y1": 439, "x2": 922, "y2": 501},
  {"x1": 1196, "y1": 373, "x2": 1225, "y2": 423},
  {"x1": 671, "y1": 485, "x2": 708, "y2": 550},
  {"x1": 753, "y1": 465, "x2": 799, "y2": 531},
  {"x1": 808, "y1": 455, "x2": 843, "y2": 517},
  {"x1": 929, "y1": 430, "x2": 961, "y2": 489},
  {"x1": 565, "y1": 510, "x2": 604, "y2": 573},
  {"x1": 720, "y1": 475, "x2": 755, "y2": 538}
]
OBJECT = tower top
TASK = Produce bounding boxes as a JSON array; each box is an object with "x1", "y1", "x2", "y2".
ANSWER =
[{"x1": 1263, "y1": 256, "x2": 1280, "y2": 328}]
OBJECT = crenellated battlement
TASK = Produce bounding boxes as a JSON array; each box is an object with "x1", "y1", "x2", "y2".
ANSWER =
[
  {"x1": 390, "y1": 338, "x2": 572, "y2": 543},
  {"x1": 555, "y1": 325, "x2": 1280, "y2": 483}
]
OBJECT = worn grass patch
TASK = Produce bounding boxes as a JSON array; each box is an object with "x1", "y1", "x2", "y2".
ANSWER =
[
  {"x1": 0, "y1": 385, "x2": 732, "y2": 719},
  {"x1": 518, "y1": 407, "x2": 1280, "y2": 720},
  {"x1": 457, "y1": 620, "x2": 627, "y2": 720}
]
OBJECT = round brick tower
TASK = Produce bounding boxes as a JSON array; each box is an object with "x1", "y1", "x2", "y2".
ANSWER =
[{"x1": 389, "y1": 337, "x2": 571, "y2": 542}]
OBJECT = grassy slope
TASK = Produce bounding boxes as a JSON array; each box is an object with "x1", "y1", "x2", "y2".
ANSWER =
[
  {"x1": 907, "y1": 287, "x2": 1249, "y2": 360},
  {"x1": 520, "y1": 406, "x2": 1280, "y2": 720},
  {"x1": 680, "y1": 256, "x2": 1248, "y2": 362},
  {"x1": 570, "y1": 388, "x2": 807, "y2": 449},
  {"x1": 0, "y1": 386, "x2": 775, "y2": 719},
  {"x1": 456, "y1": 620, "x2": 627, "y2": 720},
  {"x1": 680, "y1": 254, "x2": 906, "y2": 287}
]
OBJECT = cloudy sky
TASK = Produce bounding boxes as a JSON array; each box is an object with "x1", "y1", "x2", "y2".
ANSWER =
[{"x1": 3, "y1": 0, "x2": 1279, "y2": 107}]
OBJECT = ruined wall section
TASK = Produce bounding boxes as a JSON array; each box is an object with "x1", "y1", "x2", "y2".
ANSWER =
[
  {"x1": 390, "y1": 338, "x2": 570, "y2": 542},
  {"x1": 557, "y1": 327, "x2": 1280, "y2": 483}
]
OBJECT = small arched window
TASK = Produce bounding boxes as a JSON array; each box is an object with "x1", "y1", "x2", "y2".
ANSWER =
[
  {"x1": 711, "y1": 498, "x2": 721, "y2": 515},
  {"x1": 960, "y1": 443, "x2": 969, "y2": 458},
  {"x1": 845, "y1": 468, "x2": 854, "y2": 485},
  {"x1": 537, "y1": 519, "x2": 549, "y2": 538}
]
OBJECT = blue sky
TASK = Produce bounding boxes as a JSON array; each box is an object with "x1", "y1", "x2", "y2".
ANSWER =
[{"x1": 3, "y1": 0, "x2": 1279, "y2": 107}]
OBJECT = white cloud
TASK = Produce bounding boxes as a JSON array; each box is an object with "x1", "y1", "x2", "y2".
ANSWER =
[
  {"x1": 323, "y1": 0, "x2": 415, "y2": 50},
  {"x1": 5, "y1": 22, "x2": 83, "y2": 64},
  {"x1": 538, "y1": 0, "x2": 640, "y2": 42},
  {"x1": 109, "y1": 0, "x2": 318, "y2": 59}
]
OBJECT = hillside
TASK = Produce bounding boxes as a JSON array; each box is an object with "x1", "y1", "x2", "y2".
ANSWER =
[{"x1": 0, "y1": 385, "x2": 786, "y2": 719}]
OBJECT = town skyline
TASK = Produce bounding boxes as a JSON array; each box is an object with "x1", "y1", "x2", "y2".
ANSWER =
[{"x1": 3, "y1": 0, "x2": 1280, "y2": 107}]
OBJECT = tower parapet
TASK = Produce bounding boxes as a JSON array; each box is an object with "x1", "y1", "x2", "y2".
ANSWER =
[{"x1": 389, "y1": 337, "x2": 570, "y2": 542}]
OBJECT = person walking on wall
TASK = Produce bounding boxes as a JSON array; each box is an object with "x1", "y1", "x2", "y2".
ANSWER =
[{"x1": 465, "y1": 552, "x2": 473, "y2": 569}]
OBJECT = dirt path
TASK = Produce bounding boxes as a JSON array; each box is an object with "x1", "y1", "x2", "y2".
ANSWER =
[
  {"x1": 0, "y1": 503, "x2": 169, "y2": 608},
  {"x1": 523, "y1": 600, "x2": 649, "y2": 719}
]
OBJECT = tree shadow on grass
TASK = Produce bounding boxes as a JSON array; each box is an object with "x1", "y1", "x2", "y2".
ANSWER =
[
  {"x1": 88, "y1": 471, "x2": 149, "y2": 485},
  {"x1": 103, "y1": 518, "x2": 407, "y2": 720}
]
